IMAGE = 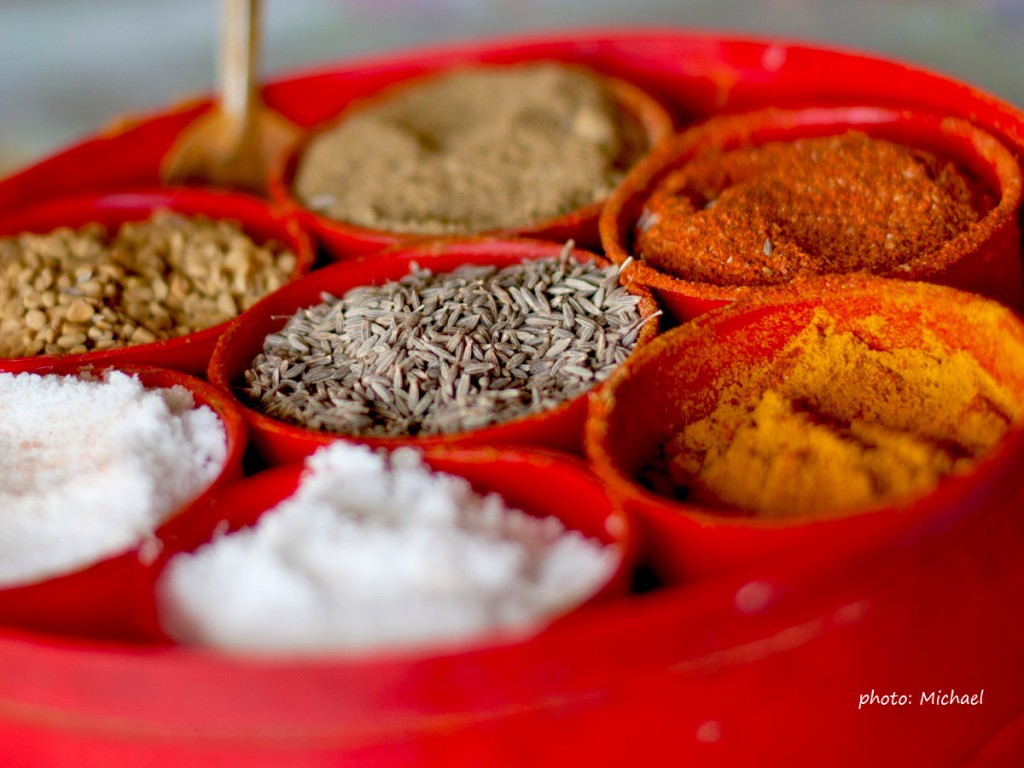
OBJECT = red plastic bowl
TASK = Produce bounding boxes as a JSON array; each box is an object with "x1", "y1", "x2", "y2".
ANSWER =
[
  {"x1": 268, "y1": 67, "x2": 675, "y2": 259},
  {"x1": 0, "y1": 362, "x2": 248, "y2": 640},
  {"x1": 0, "y1": 188, "x2": 316, "y2": 375},
  {"x1": 140, "y1": 445, "x2": 634, "y2": 651},
  {"x1": 600, "y1": 106, "x2": 1024, "y2": 322},
  {"x1": 584, "y1": 275, "x2": 1024, "y2": 583},
  {"x1": 208, "y1": 238, "x2": 660, "y2": 463}
]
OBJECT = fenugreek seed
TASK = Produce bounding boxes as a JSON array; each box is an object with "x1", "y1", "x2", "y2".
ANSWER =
[
  {"x1": 2, "y1": 303, "x2": 20, "y2": 325},
  {"x1": 87, "y1": 326, "x2": 112, "y2": 342},
  {"x1": 216, "y1": 292, "x2": 237, "y2": 317},
  {"x1": 79, "y1": 280, "x2": 104, "y2": 298},
  {"x1": 147, "y1": 307, "x2": 173, "y2": 331},
  {"x1": 60, "y1": 321, "x2": 88, "y2": 337},
  {"x1": 21, "y1": 293, "x2": 43, "y2": 310},
  {"x1": 65, "y1": 298, "x2": 94, "y2": 324},
  {"x1": 123, "y1": 286, "x2": 154, "y2": 303},
  {"x1": 129, "y1": 327, "x2": 158, "y2": 345},
  {"x1": 57, "y1": 332, "x2": 87, "y2": 349},
  {"x1": 24, "y1": 309, "x2": 48, "y2": 331},
  {"x1": 97, "y1": 263, "x2": 124, "y2": 281},
  {"x1": 33, "y1": 270, "x2": 55, "y2": 292}
]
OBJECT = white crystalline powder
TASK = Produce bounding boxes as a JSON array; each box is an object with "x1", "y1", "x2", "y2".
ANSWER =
[
  {"x1": 0, "y1": 370, "x2": 227, "y2": 587},
  {"x1": 158, "y1": 442, "x2": 619, "y2": 653}
]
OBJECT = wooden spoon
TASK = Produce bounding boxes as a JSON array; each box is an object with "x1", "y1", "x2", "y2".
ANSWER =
[{"x1": 160, "y1": 0, "x2": 300, "y2": 196}]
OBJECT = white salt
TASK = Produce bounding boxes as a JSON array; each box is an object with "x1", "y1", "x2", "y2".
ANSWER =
[
  {"x1": 158, "y1": 442, "x2": 619, "y2": 653},
  {"x1": 0, "y1": 370, "x2": 227, "y2": 586}
]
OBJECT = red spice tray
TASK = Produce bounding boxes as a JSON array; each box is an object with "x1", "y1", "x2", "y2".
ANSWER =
[{"x1": 1, "y1": 29, "x2": 1023, "y2": 767}]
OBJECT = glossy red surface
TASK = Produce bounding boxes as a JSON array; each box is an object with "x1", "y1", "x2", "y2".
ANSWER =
[
  {"x1": 600, "y1": 106, "x2": 1024, "y2": 322},
  {"x1": 0, "y1": 476, "x2": 1020, "y2": 766},
  {"x1": 207, "y1": 238, "x2": 659, "y2": 462},
  {"x1": 0, "y1": 363, "x2": 248, "y2": 640},
  {"x1": 0, "y1": 188, "x2": 317, "y2": 375},
  {"x1": 0, "y1": 28, "x2": 1021, "y2": 767}
]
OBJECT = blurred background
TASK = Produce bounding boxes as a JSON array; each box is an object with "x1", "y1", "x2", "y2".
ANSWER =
[{"x1": 2, "y1": 0, "x2": 1023, "y2": 175}]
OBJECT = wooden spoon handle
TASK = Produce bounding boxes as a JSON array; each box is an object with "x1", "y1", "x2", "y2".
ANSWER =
[{"x1": 220, "y1": 0, "x2": 260, "y2": 122}]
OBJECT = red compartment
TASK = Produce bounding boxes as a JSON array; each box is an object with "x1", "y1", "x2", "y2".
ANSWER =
[
  {"x1": 267, "y1": 68, "x2": 675, "y2": 259},
  {"x1": 600, "y1": 105, "x2": 1024, "y2": 321},
  {"x1": 0, "y1": 188, "x2": 316, "y2": 375},
  {"x1": 139, "y1": 446, "x2": 634, "y2": 648},
  {"x1": 207, "y1": 238, "x2": 659, "y2": 462},
  {"x1": 584, "y1": 275, "x2": 1024, "y2": 582},
  {"x1": 0, "y1": 363, "x2": 248, "y2": 640}
]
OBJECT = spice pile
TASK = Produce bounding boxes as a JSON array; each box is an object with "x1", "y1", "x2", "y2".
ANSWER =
[
  {"x1": 644, "y1": 307, "x2": 1022, "y2": 518},
  {"x1": 293, "y1": 62, "x2": 648, "y2": 235},
  {"x1": 157, "y1": 442, "x2": 618, "y2": 652},
  {"x1": 0, "y1": 210, "x2": 297, "y2": 358},
  {"x1": 0, "y1": 370, "x2": 227, "y2": 586},
  {"x1": 635, "y1": 132, "x2": 985, "y2": 286},
  {"x1": 245, "y1": 246, "x2": 649, "y2": 437}
]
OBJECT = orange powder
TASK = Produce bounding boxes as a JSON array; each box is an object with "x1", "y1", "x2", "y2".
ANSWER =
[
  {"x1": 652, "y1": 308, "x2": 1020, "y2": 518},
  {"x1": 636, "y1": 132, "x2": 985, "y2": 287}
]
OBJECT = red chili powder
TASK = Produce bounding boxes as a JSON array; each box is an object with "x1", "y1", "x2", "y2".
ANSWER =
[{"x1": 635, "y1": 132, "x2": 987, "y2": 287}]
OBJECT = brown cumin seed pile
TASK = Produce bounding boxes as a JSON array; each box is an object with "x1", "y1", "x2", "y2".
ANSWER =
[{"x1": 244, "y1": 244, "x2": 651, "y2": 437}]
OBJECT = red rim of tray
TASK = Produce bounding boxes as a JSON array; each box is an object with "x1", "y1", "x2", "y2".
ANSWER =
[
  {"x1": 208, "y1": 238, "x2": 660, "y2": 464},
  {"x1": 0, "y1": 188, "x2": 317, "y2": 376}
]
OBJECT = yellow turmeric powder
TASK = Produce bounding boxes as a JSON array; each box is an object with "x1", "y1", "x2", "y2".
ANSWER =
[{"x1": 660, "y1": 308, "x2": 1022, "y2": 518}]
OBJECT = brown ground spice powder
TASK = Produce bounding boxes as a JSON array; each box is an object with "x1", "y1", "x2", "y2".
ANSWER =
[
  {"x1": 636, "y1": 132, "x2": 986, "y2": 286},
  {"x1": 294, "y1": 63, "x2": 648, "y2": 235},
  {"x1": 649, "y1": 308, "x2": 1021, "y2": 519}
]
